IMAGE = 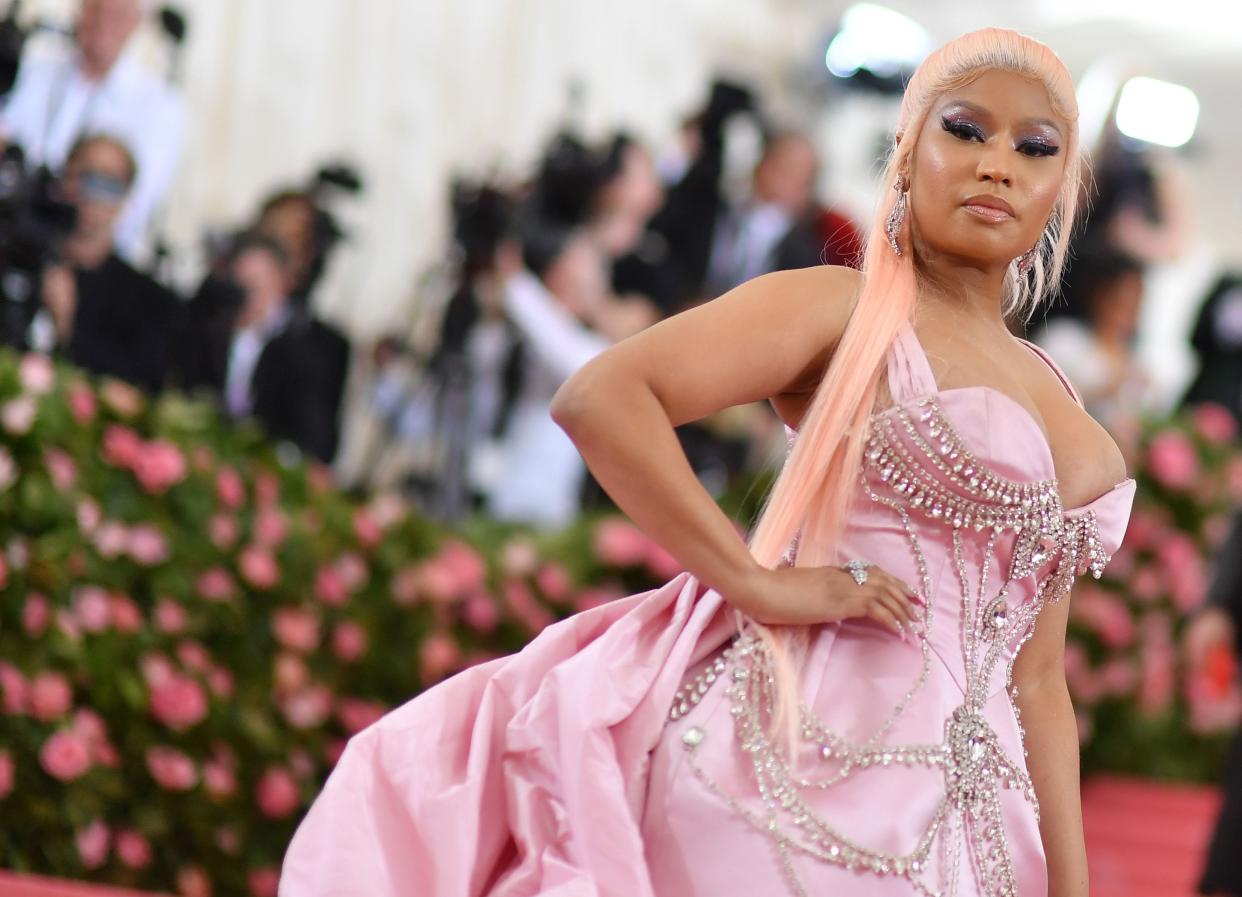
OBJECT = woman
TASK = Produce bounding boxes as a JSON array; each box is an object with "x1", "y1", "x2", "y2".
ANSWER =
[{"x1": 281, "y1": 28, "x2": 1134, "y2": 897}]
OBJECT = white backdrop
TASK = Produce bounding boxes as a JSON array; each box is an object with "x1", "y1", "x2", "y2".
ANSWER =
[
  {"x1": 12, "y1": 1, "x2": 1242, "y2": 412},
  {"x1": 17, "y1": 0, "x2": 819, "y2": 338}
]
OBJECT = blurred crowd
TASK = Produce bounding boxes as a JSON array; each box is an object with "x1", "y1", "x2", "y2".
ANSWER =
[
  {"x1": 3, "y1": 0, "x2": 1241, "y2": 540},
  {"x1": 361, "y1": 81, "x2": 864, "y2": 528}
]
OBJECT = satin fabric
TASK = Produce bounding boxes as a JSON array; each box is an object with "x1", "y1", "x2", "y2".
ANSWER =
[{"x1": 281, "y1": 322, "x2": 1135, "y2": 896}]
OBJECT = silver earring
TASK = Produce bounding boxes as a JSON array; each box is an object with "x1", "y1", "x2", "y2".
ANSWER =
[
  {"x1": 886, "y1": 178, "x2": 908, "y2": 256},
  {"x1": 1017, "y1": 247, "x2": 1038, "y2": 275}
]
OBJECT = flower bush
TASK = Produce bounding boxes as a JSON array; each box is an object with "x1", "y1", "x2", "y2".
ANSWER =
[
  {"x1": 1072, "y1": 403, "x2": 1242, "y2": 781},
  {"x1": 0, "y1": 352, "x2": 700, "y2": 896},
  {"x1": 1, "y1": 347, "x2": 1240, "y2": 895}
]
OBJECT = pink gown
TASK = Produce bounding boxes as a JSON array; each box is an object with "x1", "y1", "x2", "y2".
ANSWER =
[{"x1": 280, "y1": 322, "x2": 1135, "y2": 897}]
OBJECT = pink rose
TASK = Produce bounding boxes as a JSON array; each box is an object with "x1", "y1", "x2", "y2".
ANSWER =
[
  {"x1": 336, "y1": 552, "x2": 368, "y2": 590},
  {"x1": 19, "y1": 353, "x2": 55, "y2": 394},
  {"x1": 56, "y1": 610, "x2": 82, "y2": 643},
  {"x1": 99, "y1": 379, "x2": 144, "y2": 417},
  {"x1": 1069, "y1": 589, "x2": 1135, "y2": 649},
  {"x1": 273, "y1": 654, "x2": 309, "y2": 695},
  {"x1": 177, "y1": 866, "x2": 213, "y2": 897},
  {"x1": 500, "y1": 538, "x2": 539, "y2": 577},
  {"x1": 115, "y1": 829, "x2": 152, "y2": 869},
  {"x1": 68, "y1": 385, "x2": 97, "y2": 425},
  {"x1": 254, "y1": 471, "x2": 280, "y2": 507},
  {"x1": 146, "y1": 746, "x2": 198, "y2": 791},
  {"x1": 73, "y1": 586, "x2": 112, "y2": 633},
  {"x1": 40, "y1": 729, "x2": 92, "y2": 781},
  {"x1": 150, "y1": 675, "x2": 208, "y2": 731},
  {"x1": 141, "y1": 653, "x2": 176, "y2": 689},
  {"x1": 462, "y1": 593, "x2": 500, "y2": 634},
  {"x1": 93, "y1": 520, "x2": 129, "y2": 559},
  {"x1": 72, "y1": 707, "x2": 107, "y2": 743},
  {"x1": 391, "y1": 566, "x2": 420, "y2": 606},
  {"x1": 272, "y1": 608, "x2": 320, "y2": 653},
  {"x1": 0, "y1": 749, "x2": 13, "y2": 799},
  {"x1": 203, "y1": 759, "x2": 237, "y2": 799},
  {"x1": 215, "y1": 468, "x2": 246, "y2": 509},
  {"x1": 280, "y1": 685, "x2": 333, "y2": 729},
  {"x1": 247, "y1": 868, "x2": 280, "y2": 897},
  {"x1": 645, "y1": 542, "x2": 683, "y2": 580},
  {"x1": 419, "y1": 632, "x2": 461, "y2": 682},
  {"x1": 330, "y1": 621, "x2": 368, "y2": 663},
  {"x1": 1129, "y1": 563, "x2": 1164, "y2": 603},
  {"x1": 239, "y1": 545, "x2": 280, "y2": 589},
  {"x1": 43, "y1": 447, "x2": 77, "y2": 490},
  {"x1": 255, "y1": 509, "x2": 289, "y2": 548},
  {"x1": 594, "y1": 519, "x2": 650, "y2": 567},
  {"x1": 134, "y1": 439, "x2": 187, "y2": 494},
  {"x1": 30, "y1": 671, "x2": 73, "y2": 721},
  {"x1": 76, "y1": 819, "x2": 110, "y2": 869},
  {"x1": 503, "y1": 579, "x2": 554, "y2": 633},
  {"x1": 314, "y1": 565, "x2": 349, "y2": 607},
  {"x1": 1146, "y1": 431, "x2": 1200, "y2": 490},
  {"x1": 215, "y1": 826, "x2": 240, "y2": 854},
  {"x1": 337, "y1": 698, "x2": 387, "y2": 735},
  {"x1": 22, "y1": 593, "x2": 50, "y2": 637},
  {"x1": 127, "y1": 524, "x2": 170, "y2": 566},
  {"x1": 367, "y1": 493, "x2": 407, "y2": 530},
  {"x1": 175, "y1": 642, "x2": 210, "y2": 672},
  {"x1": 102, "y1": 425, "x2": 143, "y2": 468},
  {"x1": 1192, "y1": 403, "x2": 1237, "y2": 444},
  {"x1": 256, "y1": 767, "x2": 300, "y2": 819},
  {"x1": 76, "y1": 498, "x2": 102, "y2": 535},
  {"x1": 535, "y1": 563, "x2": 572, "y2": 603},
  {"x1": 324, "y1": 738, "x2": 348, "y2": 767},
  {"x1": 196, "y1": 568, "x2": 237, "y2": 602},
  {"x1": 109, "y1": 594, "x2": 144, "y2": 634},
  {"x1": 0, "y1": 663, "x2": 28, "y2": 715},
  {"x1": 353, "y1": 509, "x2": 382, "y2": 549},
  {"x1": 155, "y1": 598, "x2": 188, "y2": 635},
  {"x1": 2, "y1": 395, "x2": 37, "y2": 434},
  {"x1": 206, "y1": 667, "x2": 234, "y2": 699},
  {"x1": 209, "y1": 513, "x2": 240, "y2": 549}
]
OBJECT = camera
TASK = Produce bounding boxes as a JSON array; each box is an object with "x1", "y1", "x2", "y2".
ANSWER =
[{"x1": 0, "y1": 144, "x2": 78, "y2": 347}]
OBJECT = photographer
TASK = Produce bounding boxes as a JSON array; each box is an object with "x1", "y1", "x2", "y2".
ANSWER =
[
  {"x1": 37, "y1": 132, "x2": 176, "y2": 392},
  {"x1": 173, "y1": 233, "x2": 346, "y2": 464},
  {"x1": 0, "y1": 0, "x2": 185, "y2": 260}
]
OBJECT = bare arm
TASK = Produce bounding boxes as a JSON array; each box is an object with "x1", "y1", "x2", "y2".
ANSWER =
[
  {"x1": 1011, "y1": 588, "x2": 1088, "y2": 897},
  {"x1": 551, "y1": 265, "x2": 926, "y2": 629}
]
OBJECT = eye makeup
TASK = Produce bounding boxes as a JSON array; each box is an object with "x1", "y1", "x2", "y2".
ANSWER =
[{"x1": 939, "y1": 111, "x2": 1061, "y2": 157}]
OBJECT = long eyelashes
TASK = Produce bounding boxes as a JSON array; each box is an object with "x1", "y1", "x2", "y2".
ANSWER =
[{"x1": 940, "y1": 115, "x2": 1061, "y2": 158}]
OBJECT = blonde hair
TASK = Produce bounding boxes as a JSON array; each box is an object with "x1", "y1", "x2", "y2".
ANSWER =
[{"x1": 743, "y1": 28, "x2": 1083, "y2": 748}]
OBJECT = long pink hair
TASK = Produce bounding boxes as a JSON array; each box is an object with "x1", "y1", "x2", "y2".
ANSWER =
[{"x1": 742, "y1": 28, "x2": 1084, "y2": 748}]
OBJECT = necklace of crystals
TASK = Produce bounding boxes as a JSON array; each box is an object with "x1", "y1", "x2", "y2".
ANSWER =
[{"x1": 664, "y1": 396, "x2": 1116, "y2": 897}]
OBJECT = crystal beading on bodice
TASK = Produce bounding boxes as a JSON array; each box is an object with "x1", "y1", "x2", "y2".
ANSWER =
[{"x1": 665, "y1": 393, "x2": 1119, "y2": 897}]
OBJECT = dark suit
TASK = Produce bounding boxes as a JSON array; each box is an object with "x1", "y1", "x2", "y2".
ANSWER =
[
  {"x1": 1183, "y1": 275, "x2": 1242, "y2": 426},
  {"x1": 172, "y1": 284, "x2": 349, "y2": 463},
  {"x1": 66, "y1": 254, "x2": 179, "y2": 393},
  {"x1": 1198, "y1": 510, "x2": 1242, "y2": 895}
]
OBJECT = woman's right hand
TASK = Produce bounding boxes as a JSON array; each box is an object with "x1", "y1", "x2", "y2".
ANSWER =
[{"x1": 727, "y1": 563, "x2": 925, "y2": 640}]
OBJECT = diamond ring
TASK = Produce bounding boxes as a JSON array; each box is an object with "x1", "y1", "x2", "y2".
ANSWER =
[{"x1": 843, "y1": 559, "x2": 871, "y2": 587}]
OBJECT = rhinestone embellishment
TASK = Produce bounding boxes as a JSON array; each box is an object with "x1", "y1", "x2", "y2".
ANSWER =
[{"x1": 664, "y1": 393, "x2": 1117, "y2": 897}]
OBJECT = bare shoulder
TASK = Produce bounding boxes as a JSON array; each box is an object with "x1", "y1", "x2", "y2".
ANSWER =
[
  {"x1": 559, "y1": 265, "x2": 862, "y2": 428},
  {"x1": 1014, "y1": 344, "x2": 1130, "y2": 506}
]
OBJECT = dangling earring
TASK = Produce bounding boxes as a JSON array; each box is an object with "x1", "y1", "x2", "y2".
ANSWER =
[
  {"x1": 886, "y1": 177, "x2": 908, "y2": 257},
  {"x1": 1016, "y1": 247, "x2": 1038, "y2": 275}
]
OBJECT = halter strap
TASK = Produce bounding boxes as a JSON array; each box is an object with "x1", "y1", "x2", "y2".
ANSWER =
[
  {"x1": 1015, "y1": 338, "x2": 1084, "y2": 408},
  {"x1": 885, "y1": 319, "x2": 939, "y2": 403}
]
